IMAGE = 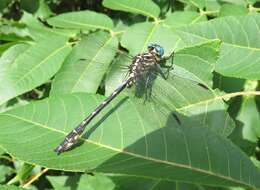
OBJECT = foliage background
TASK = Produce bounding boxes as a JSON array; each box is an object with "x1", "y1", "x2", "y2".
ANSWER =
[{"x1": 0, "y1": 0, "x2": 260, "y2": 189}]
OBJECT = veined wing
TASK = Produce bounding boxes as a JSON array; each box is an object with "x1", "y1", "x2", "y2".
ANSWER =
[{"x1": 106, "y1": 40, "x2": 235, "y2": 137}]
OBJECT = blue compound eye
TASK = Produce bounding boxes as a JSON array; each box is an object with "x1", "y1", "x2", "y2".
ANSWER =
[
  {"x1": 147, "y1": 44, "x2": 164, "y2": 57},
  {"x1": 155, "y1": 45, "x2": 164, "y2": 57}
]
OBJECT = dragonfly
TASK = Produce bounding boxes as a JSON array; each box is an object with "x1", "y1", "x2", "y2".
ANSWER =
[{"x1": 54, "y1": 42, "x2": 175, "y2": 154}]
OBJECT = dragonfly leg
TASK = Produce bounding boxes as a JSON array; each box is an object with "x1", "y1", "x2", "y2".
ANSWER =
[{"x1": 155, "y1": 64, "x2": 169, "y2": 80}]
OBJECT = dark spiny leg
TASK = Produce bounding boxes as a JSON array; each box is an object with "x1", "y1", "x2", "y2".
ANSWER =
[
  {"x1": 155, "y1": 64, "x2": 168, "y2": 80},
  {"x1": 160, "y1": 51, "x2": 175, "y2": 78}
]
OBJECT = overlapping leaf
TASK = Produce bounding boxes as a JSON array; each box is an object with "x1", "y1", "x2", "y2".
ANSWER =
[
  {"x1": 176, "y1": 14, "x2": 260, "y2": 80},
  {"x1": 121, "y1": 22, "x2": 183, "y2": 56},
  {"x1": 20, "y1": 12, "x2": 77, "y2": 41},
  {"x1": 102, "y1": 0, "x2": 160, "y2": 20},
  {"x1": 47, "y1": 10, "x2": 114, "y2": 31},
  {"x1": 0, "y1": 93, "x2": 259, "y2": 189},
  {"x1": 164, "y1": 11, "x2": 207, "y2": 28},
  {"x1": 0, "y1": 35, "x2": 71, "y2": 105},
  {"x1": 51, "y1": 31, "x2": 118, "y2": 95},
  {"x1": 0, "y1": 22, "x2": 31, "y2": 42}
]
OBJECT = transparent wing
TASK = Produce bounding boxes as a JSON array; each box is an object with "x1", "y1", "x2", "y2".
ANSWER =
[
  {"x1": 105, "y1": 54, "x2": 234, "y2": 137},
  {"x1": 78, "y1": 31, "x2": 133, "y2": 62}
]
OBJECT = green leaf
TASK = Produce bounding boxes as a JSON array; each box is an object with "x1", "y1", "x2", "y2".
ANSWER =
[
  {"x1": 220, "y1": 0, "x2": 247, "y2": 6},
  {"x1": 0, "y1": 35, "x2": 71, "y2": 105},
  {"x1": 0, "y1": 42, "x2": 20, "y2": 56},
  {"x1": 47, "y1": 176, "x2": 72, "y2": 190},
  {"x1": 219, "y1": 4, "x2": 248, "y2": 17},
  {"x1": 77, "y1": 174, "x2": 115, "y2": 190},
  {"x1": 0, "y1": 165, "x2": 13, "y2": 183},
  {"x1": 180, "y1": 0, "x2": 205, "y2": 9},
  {"x1": 237, "y1": 85, "x2": 260, "y2": 143},
  {"x1": 0, "y1": 0, "x2": 11, "y2": 12},
  {"x1": 51, "y1": 31, "x2": 118, "y2": 95},
  {"x1": 0, "y1": 93, "x2": 259, "y2": 188},
  {"x1": 109, "y1": 174, "x2": 206, "y2": 190},
  {"x1": 0, "y1": 185, "x2": 26, "y2": 190},
  {"x1": 164, "y1": 11, "x2": 207, "y2": 28},
  {"x1": 0, "y1": 147, "x2": 5, "y2": 154},
  {"x1": 35, "y1": 0, "x2": 54, "y2": 19},
  {"x1": 252, "y1": 157, "x2": 260, "y2": 169},
  {"x1": 20, "y1": 12, "x2": 76, "y2": 41},
  {"x1": 173, "y1": 40, "x2": 220, "y2": 86},
  {"x1": 7, "y1": 162, "x2": 34, "y2": 185},
  {"x1": 213, "y1": 74, "x2": 245, "y2": 93},
  {"x1": 0, "y1": 21, "x2": 31, "y2": 42},
  {"x1": 20, "y1": 0, "x2": 39, "y2": 13},
  {"x1": 47, "y1": 10, "x2": 114, "y2": 31},
  {"x1": 121, "y1": 22, "x2": 182, "y2": 56},
  {"x1": 102, "y1": 0, "x2": 160, "y2": 20},
  {"x1": 0, "y1": 43, "x2": 29, "y2": 69},
  {"x1": 177, "y1": 14, "x2": 260, "y2": 79},
  {"x1": 48, "y1": 174, "x2": 116, "y2": 190}
]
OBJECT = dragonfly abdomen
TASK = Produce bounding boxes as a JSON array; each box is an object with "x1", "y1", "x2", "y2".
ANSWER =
[
  {"x1": 54, "y1": 79, "x2": 131, "y2": 154},
  {"x1": 54, "y1": 44, "x2": 165, "y2": 154}
]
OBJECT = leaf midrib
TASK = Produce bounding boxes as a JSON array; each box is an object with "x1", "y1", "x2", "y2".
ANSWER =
[
  {"x1": 50, "y1": 18, "x2": 112, "y2": 31},
  {"x1": 69, "y1": 35, "x2": 114, "y2": 93},
  {"x1": 13, "y1": 43, "x2": 70, "y2": 86}
]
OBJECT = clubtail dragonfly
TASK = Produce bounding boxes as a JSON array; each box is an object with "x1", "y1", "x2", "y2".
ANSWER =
[{"x1": 54, "y1": 42, "x2": 175, "y2": 154}]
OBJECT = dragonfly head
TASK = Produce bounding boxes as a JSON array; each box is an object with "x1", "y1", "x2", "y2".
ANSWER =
[{"x1": 148, "y1": 44, "x2": 164, "y2": 59}]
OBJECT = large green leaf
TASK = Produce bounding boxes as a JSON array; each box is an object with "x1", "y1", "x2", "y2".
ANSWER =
[
  {"x1": 121, "y1": 22, "x2": 183, "y2": 56},
  {"x1": 47, "y1": 10, "x2": 114, "y2": 31},
  {"x1": 219, "y1": 4, "x2": 248, "y2": 17},
  {"x1": 51, "y1": 31, "x2": 118, "y2": 95},
  {"x1": 77, "y1": 174, "x2": 115, "y2": 190},
  {"x1": 176, "y1": 14, "x2": 260, "y2": 80},
  {"x1": 0, "y1": 93, "x2": 259, "y2": 188},
  {"x1": 102, "y1": 0, "x2": 160, "y2": 20},
  {"x1": 164, "y1": 11, "x2": 207, "y2": 28},
  {"x1": 20, "y1": 12, "x2": 76, "y2": 41},
  {"x1": 0, "y1": 35, "x2": 71, "y2": 105},
  {"x1": 0, "y1": 43, "x2": 29, "y2": 69}
]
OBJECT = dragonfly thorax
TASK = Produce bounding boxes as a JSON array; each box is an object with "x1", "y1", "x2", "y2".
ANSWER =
[{"x1": 127, "y1": 52, "x2": 158, "y2": 87}]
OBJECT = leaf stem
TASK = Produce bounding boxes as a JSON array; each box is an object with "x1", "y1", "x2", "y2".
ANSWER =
[
  {"x1": 249, "y1": 5, "x2": 260, "y2": 12},
  {"x1": 21, "y1": 168, "x2": 49, "y2": 188},
  {"x1": 199, "y1": 9, "x2": 219, "y2": 16}
]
